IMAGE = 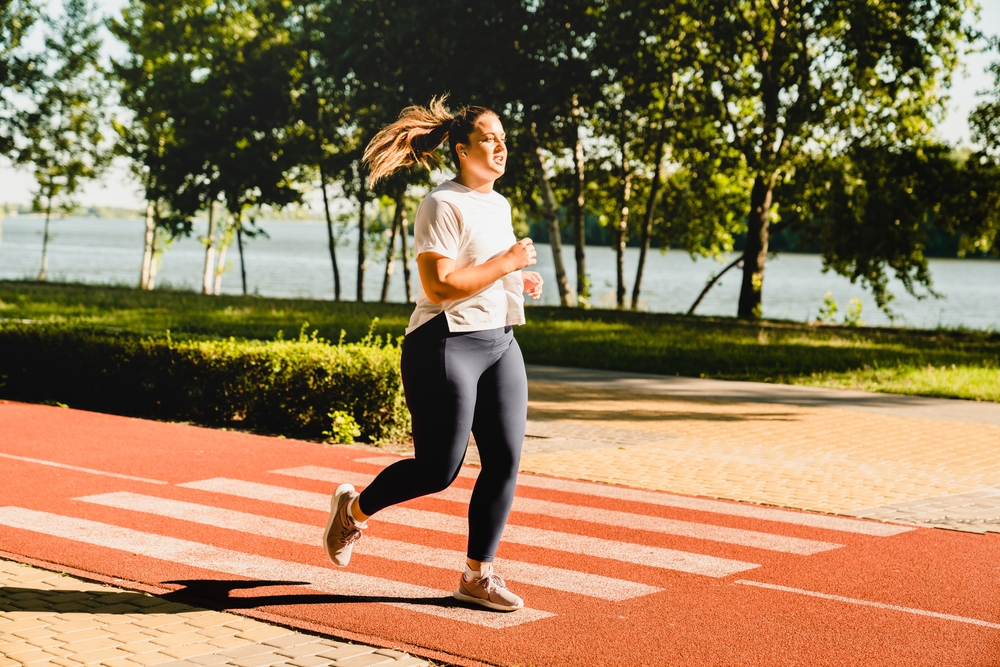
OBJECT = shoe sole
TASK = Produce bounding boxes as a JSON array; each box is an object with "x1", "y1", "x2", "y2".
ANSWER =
[
  {"x1": 323, "y1": 483, "x2": 355, "y2": 567},
  {"x1": 453, "y1": 589, "x2": 523, "y2": 612}
]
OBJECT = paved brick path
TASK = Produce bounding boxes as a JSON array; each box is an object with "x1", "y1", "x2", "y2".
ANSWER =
[
  {"x1": 510, "y1": 366, "x2": 1000, "y2": 535},
  {"x1": 0, "y1": 560, "x2": 430, "y2": 667}
]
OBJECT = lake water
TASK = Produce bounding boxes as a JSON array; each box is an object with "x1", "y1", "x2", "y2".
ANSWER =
[{"x1": 1, "y1": 215, "x2": 998, "y2": 330}]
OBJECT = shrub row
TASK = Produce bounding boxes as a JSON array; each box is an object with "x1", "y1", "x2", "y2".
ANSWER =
[{"x1": 0, "y1": 323, "x2": 410, "y2": 444}]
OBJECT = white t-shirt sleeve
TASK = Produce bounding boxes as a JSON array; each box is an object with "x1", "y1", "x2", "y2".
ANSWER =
[{"x1": 413, "y1": 196, "x2": 463, "y2": 260}]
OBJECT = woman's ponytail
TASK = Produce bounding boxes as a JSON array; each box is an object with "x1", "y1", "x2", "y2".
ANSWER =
[
  {"x1": 363, "y1": 96, "x2": 454, "y2": 187},
  {"x1": 363, "y1": 95, "x2": 497, "y2": 188}
]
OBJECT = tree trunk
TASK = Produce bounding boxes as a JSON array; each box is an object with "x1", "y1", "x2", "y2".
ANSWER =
[
  {"x1": 319, "y1": 167, "x2": 341, "y2": 301},
  {"x1": 236, "y1": 214, "x2": 247, "y2": 296},
  {"x1": 737, "y1": 174, "x2": 774, "y2": 319},
  {"x1": 37, "y1": 196, "x2": 53, "y2": 281},
  {"x1": 572, "y1": 124, "x2": 588, "y2": 306},
  {"x1": 631, "y1": 141, "x2": 666, "y2": 310},
  {"x1": 147, "y1": 202, "x2": 162, "y2": 290},
  {"x1": 528, "y1": 122, "x2": 572, "y2": 307},
  {"x1": 202, "y1": 201, "x2": 216, "y2": 295},
  {"x1": 380, "y1": 198, "x2": 402, "y2": 302},
  {"x1": 356, "y1": 178, "x2": 368, "y2": 302},
  {"x1": 400, "y1": 205, "x2": 413, "y2": 302},
  {"x1": 687, "y1": 253, "x2": 743, "y2": 316},
  {"x1": 615, "y1": 142, "x2": 632, "y2": 308},
  {"x1": 213, "y1": 219, "x2": 228, "y2": 296},
  {"x1": 140, "y1": 200, "x2": 155, "y2": 290}
]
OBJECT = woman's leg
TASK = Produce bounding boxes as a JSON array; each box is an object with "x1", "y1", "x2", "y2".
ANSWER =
[
  {"x1": 466, "y1": 335, "x2": 528, "y2": 563},
  {"x1": 357, "y1": 321, "x2": 491, "y2": 516}
]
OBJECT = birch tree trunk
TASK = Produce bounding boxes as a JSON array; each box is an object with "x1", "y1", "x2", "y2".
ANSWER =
[
  {"x1": 37, "y1": 194, "x2": 53, "y2": 281},
  {"x1": 631, "y1": 141, "x2": 666, "y2": 310},
  {"x1": 529, "y1": 122, "x2": 572, "y2": 307},
  {"x1": 236, "y1": 212, "x2": 247, "y2": 296},
  {"x1": 213, "y1": 217, "x2": 229, "y2": 296},
  {"x1": 202, "y1": 201, "x2": 216, "y2": 295},
  {"x1": 356, "y1": 180, "x2": 368, "y2": 302},
  {"x1": 146, "y1": 201, "x2": 162, "y2": 290},
  {"x1": 140, "y1": 200, "x2": 155, "y2": 290},
  {"x1": 380, "y1": 199, "x2": 402, "y2": 302},
  {"x1": 615, "y1": 143, "x2": 632, "y2": 308},
  {"x1": 399, "y1": 205, "x2": 412, "y2": 302},
  {"x1": 319, "y1": 167, "x2": 341, "y2": 301},
  {"x1": 572, "y1": 123, "x2": 588, "y2": 306}
]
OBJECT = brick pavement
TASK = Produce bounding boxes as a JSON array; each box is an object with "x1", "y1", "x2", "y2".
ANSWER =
[
  {"x1": 0, "y1": 560, "x2": 430, "y2": 667},
  {"x1": 505, "y1": 368, "x2": 1000, "y2": 535}
]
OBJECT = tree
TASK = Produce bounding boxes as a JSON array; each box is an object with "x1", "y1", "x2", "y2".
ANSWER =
[
  {"x1": 18, "y1": 0, "x2": 111, "y2": 281},
  {"x1": 110, "y1": 0, "x2": 196, "y2": 290},
  {"x1": 688, "y1": 0, "x2": 973, "y2": 318},
  {"x1": 779, "y1": 143, "x2": 961, "y2": 314},
  {"x1": 0, "y1": 0, "x2": 41, "y2": 159}
]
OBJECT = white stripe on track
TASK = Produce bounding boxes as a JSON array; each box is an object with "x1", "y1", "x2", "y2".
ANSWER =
[
  {"x1": 350, "y1": 459, "x2": 912, "y2": 537},
  {"x1": 735, "y1": 580, "x2": 1000, "y2": 630},
  {"x1": 182, "y1": 478, "x2": 759, "y2": 578},
  {"x1": 77, "y1": 492, "x2": 660, "y2": 601},
  {"x1": 0, "y1": 452, "x2": 168, "y2": 485},
  {"x1": 0, "y1": 506, "x2": 551, "y2": 628},
  {"x1": 272, "y1": 467, "x2": 842, "y2": 555}
]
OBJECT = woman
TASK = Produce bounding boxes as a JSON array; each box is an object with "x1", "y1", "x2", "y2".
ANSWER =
[{"x1": 323, "y1": 97, "x2": 543, "y2": 612}]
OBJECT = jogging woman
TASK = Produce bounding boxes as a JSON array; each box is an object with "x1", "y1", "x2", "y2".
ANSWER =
[{"x1": 323, "y1": 97, "x2": 543, "y2": 612}]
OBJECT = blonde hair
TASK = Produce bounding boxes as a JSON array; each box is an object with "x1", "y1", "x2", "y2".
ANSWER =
[{"x1": 363, "y1": 95, "x2": 497, "y2": 187}]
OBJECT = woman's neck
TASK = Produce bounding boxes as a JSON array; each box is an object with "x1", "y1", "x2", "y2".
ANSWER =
[{"x1": 453, "y1": 173, "x2": 495, "y2": 193}]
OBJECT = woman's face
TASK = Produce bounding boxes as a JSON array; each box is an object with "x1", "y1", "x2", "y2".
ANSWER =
[{"x1": 457, "y1": 114, "x2": 507, "y2": 183}]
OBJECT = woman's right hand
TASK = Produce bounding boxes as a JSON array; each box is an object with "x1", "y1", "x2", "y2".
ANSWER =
[{"x1": 507, "y1": 238, "x2": 537, "y2": 271}]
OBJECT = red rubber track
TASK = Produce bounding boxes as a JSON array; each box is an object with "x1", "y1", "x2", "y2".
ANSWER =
[{"x1": 1, "y1": 400, "x2": 998, "y2": 666}]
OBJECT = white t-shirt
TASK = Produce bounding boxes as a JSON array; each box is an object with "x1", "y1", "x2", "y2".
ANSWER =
[{"x1": 406, "y1": 180, "x2": 525, "y2": 334}]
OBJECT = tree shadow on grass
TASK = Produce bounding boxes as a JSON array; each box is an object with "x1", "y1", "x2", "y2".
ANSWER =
[{"x1": 527, "y1": 407, "x2": 801, "y2": 423}]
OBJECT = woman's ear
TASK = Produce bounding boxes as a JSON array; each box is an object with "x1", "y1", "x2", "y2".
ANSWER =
[{"x1": 456, "y1": 143, "x2": 468, "y2": 159}]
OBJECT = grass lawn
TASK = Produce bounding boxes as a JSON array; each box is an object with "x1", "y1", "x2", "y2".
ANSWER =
[{"x1": 2, "y1": 280, "x2": 998, "y2": 402}]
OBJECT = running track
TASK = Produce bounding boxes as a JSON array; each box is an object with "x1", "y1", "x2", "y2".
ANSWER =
[{"x1": 1, "y1": 401, "x2": 998, "y2": 666}]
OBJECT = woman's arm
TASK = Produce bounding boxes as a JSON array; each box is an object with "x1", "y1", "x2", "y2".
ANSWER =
[{"x1": 418, "y1": 238, "x2": 537, "y2": 304}]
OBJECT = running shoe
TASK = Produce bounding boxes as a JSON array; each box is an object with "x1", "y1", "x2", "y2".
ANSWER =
[
  {"x1": 453, "y1": 562, "x2": 524, "y2": 612},
  {"x1": 323, "y1": 483, "x2": 365, "y2": 567}
]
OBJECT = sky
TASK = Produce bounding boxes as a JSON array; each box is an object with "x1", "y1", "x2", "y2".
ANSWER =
[{"x1": 1, "y1": 0, "x2": 999, "y2": 210}]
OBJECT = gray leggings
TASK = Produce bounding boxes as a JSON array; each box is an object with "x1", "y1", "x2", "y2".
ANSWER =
[{"x1": 357, "y1": 313, "x2": 527, "y2": 562}]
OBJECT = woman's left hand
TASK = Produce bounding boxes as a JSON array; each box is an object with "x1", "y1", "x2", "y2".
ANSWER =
[{"x1": 522, "y1": 271, "x2": 543, "y2": 300}]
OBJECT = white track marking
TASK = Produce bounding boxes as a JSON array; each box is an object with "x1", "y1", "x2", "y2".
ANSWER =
[
  {"x1": 77, "y1": 492, "x2": 659, "y2": 601},
  {"x1": 0, "y1": 452, "x2": 167, "y2": 485},
  {"x1": 184, "y1": 478, "x2": 759, "y2": 578},
  {"x1": 0, "y1": 507, "x2": 551, "y2": 628},
  {"x1": 272, "y1": 467, "x2": 841, "y2": 555},
  {"x1": 348, "y1": 459, "x2": 912, "y2": 537},
  {"x1": 736, "y1": 580, "x2": 1000, "y2": 630}
]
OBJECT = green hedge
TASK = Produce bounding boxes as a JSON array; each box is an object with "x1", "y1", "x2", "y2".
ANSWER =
[{"x1": 0, "y1": 323, "x2": 410, "y2": 444}]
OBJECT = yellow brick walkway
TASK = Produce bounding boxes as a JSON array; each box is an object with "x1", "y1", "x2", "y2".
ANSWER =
[
  {"x1": 0, "y1": 560, "x2": 430, "y2": 667},
  {"x1": 519, "y1": 382, "x2": 1000, "y2": 516}
]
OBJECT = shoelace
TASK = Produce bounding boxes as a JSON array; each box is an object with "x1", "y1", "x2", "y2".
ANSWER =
[
  {"x1": 340, "y1": 524, "x2": 362, "y2": 545},
  {"x1": 477, "y1": 572, "x2": 507, "y2": 595}
]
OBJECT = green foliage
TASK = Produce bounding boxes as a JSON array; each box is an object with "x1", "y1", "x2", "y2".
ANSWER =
[
  {"x1": 844, "y1": 298, "x2": 864, "y2": 328},
  {"x1": 323, "y1": 410, "x2": 362, "y2": 444},
  {"x1": 0, "y1": 319, "x2": 410, "y2": 444},
  {"x1": 17, "y1": 0, "x2": 111, "y2": 216},
  {"x1": 3, "y1": 281, "x2": 999, "y2": 403},
  {"x1": 0, "y1": 0, "x2": 42, "y2": 158},
  {"x1": 818, "y1": 292, "x2": 838, "y2": 323}
]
